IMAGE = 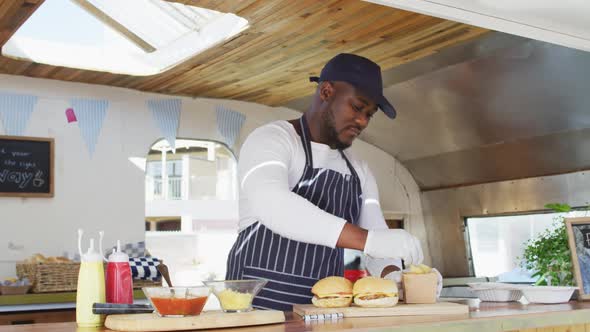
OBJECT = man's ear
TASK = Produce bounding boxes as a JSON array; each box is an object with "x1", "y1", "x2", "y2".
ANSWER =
[{"x1": 319, "y1": 81, "x2": 335, "y2": 102}]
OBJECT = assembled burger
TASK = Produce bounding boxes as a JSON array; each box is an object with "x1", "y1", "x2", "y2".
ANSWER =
[
  {"x1": 353, "y1": 277, "x2": 399, "y2": 307},
  {"x1": 311, "y1": 276, "x2": 353, "y2": 308}
]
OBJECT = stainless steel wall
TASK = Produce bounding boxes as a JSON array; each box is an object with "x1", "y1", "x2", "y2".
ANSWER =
[{"x1": 421, "y1": 170, "x2": 590, "y2": 276}]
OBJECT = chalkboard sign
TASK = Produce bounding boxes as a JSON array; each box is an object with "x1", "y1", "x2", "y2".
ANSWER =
[
  {"x1": 0, "y1": 136, "x2": 54, "y2": 197},
  {"x1": 566, "y1": 217, "x2": 590, "y2": 300}
]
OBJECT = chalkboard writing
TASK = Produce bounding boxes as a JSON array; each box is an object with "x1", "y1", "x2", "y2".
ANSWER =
[{"x1": 0, "y1": 136, "x2": 54, "y2": 197}]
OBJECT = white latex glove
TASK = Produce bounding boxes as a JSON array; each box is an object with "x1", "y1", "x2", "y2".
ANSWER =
[
  {"x1": 363, "y1": 229, "x2": 424, "y2": 265},
  {"x1": 363, "y1": 257, "x2": 402, "y2": 278}
]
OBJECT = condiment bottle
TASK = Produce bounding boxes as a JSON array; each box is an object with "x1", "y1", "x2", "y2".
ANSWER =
[
  {"x1": 106, "y1": 240, "x2": 133, "y2": 304},
  {"x1": 76, "y1": 229, "x2": 106, "y2": 327}
]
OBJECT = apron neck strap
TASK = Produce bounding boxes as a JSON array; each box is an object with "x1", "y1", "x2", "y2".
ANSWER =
[
  {"x1": 339, "y1": 150, "x2": 359, "y2": 179},
  {"x1": 299, "y1": 116, "x2": 314, "y2": 168}
]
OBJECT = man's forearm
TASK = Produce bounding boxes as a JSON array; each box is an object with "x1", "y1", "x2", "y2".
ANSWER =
[{"x1": 336, "y1": 223, "x2": 368, "y2": 251}]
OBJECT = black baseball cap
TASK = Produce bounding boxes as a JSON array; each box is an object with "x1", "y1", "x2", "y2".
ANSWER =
[{"x1": 310, "y1": 53, "x2": 396, "y2": 119}]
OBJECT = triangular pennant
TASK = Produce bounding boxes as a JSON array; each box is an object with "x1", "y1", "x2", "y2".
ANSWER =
[
  {"x1": 0, "y1": 92, "x2": 38, "y2": 136},
  {"x1": 216, "y1": 105, "x2": 245, "y2": 148},
  {"x1": 71, "y1": 98, "x2": 109, "y2": 157},
  {"x1": 147, "y1": 99, "x2": 181, "y2": 152}
]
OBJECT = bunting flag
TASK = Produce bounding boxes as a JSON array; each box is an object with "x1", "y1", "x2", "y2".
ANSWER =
[
  {"x1": 0, "y1": 92, "x2": 38, "y2": 136},
  {"x1": 65, "y1": 108, "x2": 77, "y2": 123},
  {"x1": 147, "y1": 99, "x2": 181, "y2": 152},
  {"x1": 71, "y1": 98, "x2": 109, "y2": 157},
  {"x1": 216, "y1": 105, "x2": 245, "y2": 148}
]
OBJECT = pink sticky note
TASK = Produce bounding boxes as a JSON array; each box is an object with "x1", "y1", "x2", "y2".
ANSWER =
[{"x1": 65, "y1": 108, "x2": 77, "y2": 123}]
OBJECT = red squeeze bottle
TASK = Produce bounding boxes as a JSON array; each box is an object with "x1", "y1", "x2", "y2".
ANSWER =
[
  {"x1": 344, "y1": 269, "x2": 367, "y2": 283},
  {"x1": 106, "y1": 240, "x2": 133, "y2": 304}
]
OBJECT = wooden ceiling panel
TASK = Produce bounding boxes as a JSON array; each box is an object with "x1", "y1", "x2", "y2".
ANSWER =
[
  {"x1": 0, "y1": 0, "x2": 44, "y2": 47},
  {"x1": 0, "y1": 0, "x2": 489, "y2": 106}
]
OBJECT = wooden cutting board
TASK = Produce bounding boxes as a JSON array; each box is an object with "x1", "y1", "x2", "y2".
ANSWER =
[
  {"x1": 104, "y1": 310, "x2": 285, "y2": 332},
  {"x1": 293, "y1": 302, "x2": 469, "y2": 319}
]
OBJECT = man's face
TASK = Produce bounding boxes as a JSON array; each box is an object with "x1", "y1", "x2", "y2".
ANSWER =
[{"x1": 320, "y1": 81, "x2": 378, "y2": 149}]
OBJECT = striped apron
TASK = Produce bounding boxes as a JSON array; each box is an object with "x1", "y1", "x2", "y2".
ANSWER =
[{"x1": 226, "y1": 116, "x2": 362, "y2": 311}]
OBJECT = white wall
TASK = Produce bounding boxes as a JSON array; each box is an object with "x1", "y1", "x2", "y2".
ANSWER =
[{"x1": 0, "y1": 74, "x2": 429, "y2": 277}]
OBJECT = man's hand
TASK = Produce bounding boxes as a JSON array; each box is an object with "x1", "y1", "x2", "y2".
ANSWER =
[{"x1": 363, "y1": 229, "x2": 424, "y2": 265}]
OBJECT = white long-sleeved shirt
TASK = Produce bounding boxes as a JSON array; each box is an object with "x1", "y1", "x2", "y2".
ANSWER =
[{"x1": 239, "y1": 120, "x2": 389, "y2": 247}]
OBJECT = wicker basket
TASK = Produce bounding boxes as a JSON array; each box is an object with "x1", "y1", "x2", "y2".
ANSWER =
[
  {"x1": 16, "y1": 262, "x2": 80, "y2": 293},
  {"x1": 16, "y1": 262, "x2": 161, "y2": 293}
]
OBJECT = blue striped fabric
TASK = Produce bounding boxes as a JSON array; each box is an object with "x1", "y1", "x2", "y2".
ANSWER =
[
  {"x1": 0, "y1": 92, "x2": 38, "y2": 136},
  {"x1": 216, "y1": 105, "x2": 245, "y2": 148},
  {"x1": 147, "y1": 99, "x2": 181, "y2": 151},
  {"x1": 71, "y1": 98, "x2": 109, "y2": 157}
]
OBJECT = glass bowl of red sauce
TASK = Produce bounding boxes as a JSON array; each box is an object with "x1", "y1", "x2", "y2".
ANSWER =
[{"x1": 142, "y1": 286, "x2": 210, "y2": 317}]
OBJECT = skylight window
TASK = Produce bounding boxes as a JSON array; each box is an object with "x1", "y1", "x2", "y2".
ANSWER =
[{"x1": 2, "y1": 0, "x2": 249, "y2": 76}]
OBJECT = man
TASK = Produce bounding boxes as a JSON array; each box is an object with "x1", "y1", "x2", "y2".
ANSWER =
[{"x1": 226, "y1": 53, "x2": 423, "y2": 310}]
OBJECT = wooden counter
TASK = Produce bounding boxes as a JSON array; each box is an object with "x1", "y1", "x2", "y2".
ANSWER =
[{"x1": 1, "y1": 300, "x2": 590, "y2": 332}]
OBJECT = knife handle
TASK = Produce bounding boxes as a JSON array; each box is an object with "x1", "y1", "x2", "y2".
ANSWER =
[{"x1": 92, "y1": 303, "x2": 154, "y2": 315}]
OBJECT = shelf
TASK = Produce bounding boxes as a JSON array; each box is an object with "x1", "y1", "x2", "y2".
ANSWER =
[{"x1": 0, "y1": 290, "x2": 145, "y2": 306}]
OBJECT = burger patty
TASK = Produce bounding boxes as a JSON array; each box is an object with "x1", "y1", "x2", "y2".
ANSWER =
[
  {"x1": 356, "y1": 294, "x2": 391, "y2": 301},
  {"x1": 317, "y1": 295, "x2": 352, "y2": 299}
]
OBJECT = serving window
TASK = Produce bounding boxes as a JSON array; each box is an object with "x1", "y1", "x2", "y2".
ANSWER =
[{"x1": 465, "y1": 210, "x2": 590, "y2": 281}]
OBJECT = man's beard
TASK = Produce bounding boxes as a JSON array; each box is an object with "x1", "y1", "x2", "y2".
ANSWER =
[{"x1": 321, "y1": 107, "x2": 351, "y2": 150}]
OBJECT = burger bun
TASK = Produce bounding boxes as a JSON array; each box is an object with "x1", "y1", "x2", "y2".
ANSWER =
[
  {"x1": 352, "y1": 277, "x2": 399, "y2": 308},
  {"x1": 353, "y1": 295, "x2": 398, "y2": 307},
  {"x1": 311, "y1": 276, "x2": 353, "y2": 308}
]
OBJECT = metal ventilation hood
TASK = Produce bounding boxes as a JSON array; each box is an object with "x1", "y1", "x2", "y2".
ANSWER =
[{"x1": 284, "y1": 32, "x2": 590, "y2": 190}]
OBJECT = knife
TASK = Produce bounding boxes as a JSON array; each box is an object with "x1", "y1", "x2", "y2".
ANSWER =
[{"x1": 92, "y1": 303, "x2": 154, "y2": 315}]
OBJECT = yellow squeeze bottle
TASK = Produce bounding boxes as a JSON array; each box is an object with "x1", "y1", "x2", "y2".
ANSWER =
[{"x1": 76, "y1": 229, "x2": 106, "y2": 327}]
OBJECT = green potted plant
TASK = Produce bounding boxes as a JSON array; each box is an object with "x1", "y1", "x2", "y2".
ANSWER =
[{"x1": 519, "y1": 203, "x2": 575, "y2": 286}]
